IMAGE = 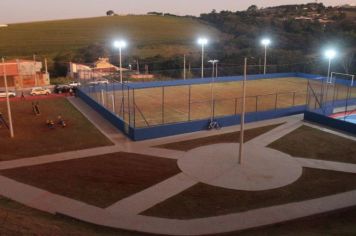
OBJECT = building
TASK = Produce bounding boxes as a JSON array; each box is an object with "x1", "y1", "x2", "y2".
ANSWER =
[
  {"x1": 68, "y1": 58, "x2": 128, "y2": 80},
  {"x1": 0, "y1": 59, "x2": 50, "y2": 89}
]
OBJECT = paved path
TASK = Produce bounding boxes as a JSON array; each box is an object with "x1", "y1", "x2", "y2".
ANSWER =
[
  {"x1": 107, "y1": 173, "x2": 197, "y2": 215},
  {"x1": 1, "y1": 98, "x2": 356, "y2": 235}
]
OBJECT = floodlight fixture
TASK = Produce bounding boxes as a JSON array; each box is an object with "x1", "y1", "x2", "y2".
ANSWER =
[
  {"x1": 114, "y1": 40, "x2": 127, "y2": 49},
  {"x1": 325, "y1": 49, "x2": 336, "y2": 60},
  {"x1": 261, "y1": 38, "x2": 271, "y2": 46},
  {"x1": 198, "y1": 38, "x2": 208, "y2": 45}
]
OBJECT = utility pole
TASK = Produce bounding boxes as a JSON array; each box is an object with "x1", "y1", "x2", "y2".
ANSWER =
[
  {"x1": 136, "y1": 59, "x2": 140, "y2": 74},
  {"x1": 33, "y1": 54, "x2": 38, "y2": 86},
  {"x1": 16, "y1": 59, "x2": 23, "y2": 88},
  {"x1": 2, "y1": 57, "x2": 14, "y2": 138},
  {"x1": 44, "y1": 58, "x2": 48, "y2": 74},
  {"x1": 183, "y1": 54, "x2": 186, "y2": 80},
  {"x1": 208, "y1": 60, "x2": 218, "y2": 123},
  {"x1": 238, "y1": 57, "x2": 247, "y2": 165}
]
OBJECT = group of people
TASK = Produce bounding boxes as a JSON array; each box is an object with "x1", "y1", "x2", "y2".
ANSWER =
[{"x1": 46, "y1": 115, "x2": 66, "y2": 129}]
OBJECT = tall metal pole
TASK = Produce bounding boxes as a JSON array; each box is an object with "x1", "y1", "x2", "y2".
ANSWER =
[
  {"x1": 201, "y1": 44, "x2": 204, "y2": 78},
  {"x1": 44, "y1": 58, "x2": 48, "y2": 74},
  {"x1": 211, "y1": 61, "x2": 215, "y2": 78},
  {"x1": 119, "y1": 47, "x2": 123, "y2": 83},
  {"x1": 327, "y1": 58, "x2": 331, "y2": 83},
  {"x1": 183, "y1": 54, "x2": 186, "y2": 80},
  {"x1": 238, "y1": 57, "x2": 247, "y2": 164},
  {"x1": 136, "y1": 59, "x2": 140, "y2": 74},
  {"x1": 2, "y1": 57, "x2": 14, "y2": 138},
  {"x1": 215, "y1": 62, "x2": 218, "y2": 78},
  {"x1": 263, "y1": 45, "x2": 267, "y2": 75},
  {"x1": 210, "y1": 62, "x2": 215, "y2": 123},
  {"x1": 33, "y1": 54, "x2": 38, "y2": 86}
]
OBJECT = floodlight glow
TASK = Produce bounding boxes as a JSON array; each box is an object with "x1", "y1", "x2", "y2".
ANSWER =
[
  {"x1": 114, "y1": 40, "x2": 127, "y2": 49},
  {"x1": 325, "y1": 49, "x2": 336, "y2": 60},
  {"x1": 261, "y1": 38, "x2": 271, "y2": 46},
  {"x1": 198, "y1": 38, "x2": 208, "y2": 45}
]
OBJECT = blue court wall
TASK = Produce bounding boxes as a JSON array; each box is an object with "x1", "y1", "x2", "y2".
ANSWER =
[
  {"x1": 131, "y1": 105, "x2": 306, "y2": 141},
  {"x1": 304, "y1": 111, "x2": 356, "y2": 135}
]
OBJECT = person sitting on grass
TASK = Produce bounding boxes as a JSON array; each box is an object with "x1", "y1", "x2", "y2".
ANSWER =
[
  {"x1": 57, "y1": 115, "x2": 66, "y2": 128},
  {"x1": 46, "y1": 119, "x2": 55, "y2": 129}
]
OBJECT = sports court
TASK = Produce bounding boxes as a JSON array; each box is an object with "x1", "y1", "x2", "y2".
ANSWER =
[
  {"x1": 87, "y1": 77, "x2": 310, "y2": 128},
  {"x1": 77, "y1": 73, "x2": 356, "y2": 140}
]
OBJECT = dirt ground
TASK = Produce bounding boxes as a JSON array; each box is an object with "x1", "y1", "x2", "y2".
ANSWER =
[{"x1": 90, "y1": 77, "x2": 309, "y2": 127}]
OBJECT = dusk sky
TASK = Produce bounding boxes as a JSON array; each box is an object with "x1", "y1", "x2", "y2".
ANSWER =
[{"x1": 0, "y1": 0, "x2": 354, "y2": 24}]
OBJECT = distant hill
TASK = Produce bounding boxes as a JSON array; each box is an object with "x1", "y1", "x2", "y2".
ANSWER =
[{"x1": 0, "y1": 15, "x2": 221, "y2": 58}]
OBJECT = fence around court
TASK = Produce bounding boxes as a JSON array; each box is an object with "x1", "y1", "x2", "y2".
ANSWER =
[
  {"x1": 306, "y1": 76, "x2": 356, "y2": 117},
  {"x1": 83, "y1": 81, "x2": 308, "y2": 129}
]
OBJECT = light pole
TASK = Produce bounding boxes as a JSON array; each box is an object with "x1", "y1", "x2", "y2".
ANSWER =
[
  {"x1": 113, "y1": 40, "x2": 127, "y2": 83},
  {"x1": 1, "y1": 57, "x2": 14, "y2": 138},
  {"x1": 198, "y1": 38, "x2": 208, "y2": 78},
  {"x1": 261, "y1": 38, "x2": 271, "y2": 75},
  {"x1": 208, "y1": 60, "x2": 218, "y2": 123},
  {"x1": 238, "y1": 57, "x2": 248, "y2": 165},
  {"x1": 325, "y1": 49, "x2": 336, "y2": 83}
]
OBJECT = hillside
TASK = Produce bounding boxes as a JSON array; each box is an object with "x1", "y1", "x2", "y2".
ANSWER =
[{"x1": 0, "y1": 15, "x2": 221, "y2": 58}]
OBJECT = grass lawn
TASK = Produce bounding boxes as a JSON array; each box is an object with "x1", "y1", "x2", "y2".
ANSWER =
[
  {"x1": 1, "y1": 194, "x2": 355, "y2": 236},
  {"x1": 0, "y1": 15, "x2": 220, "y2": 58},
  {"x1": 0, "y1": 98, "x2": 113, "y2": 161},
  {"x1": 142, "y1": 168, "x2": 356, "y2": 219},
  {"x1": 156, "y1": 123, "x2": 283, "y2": 151},
  {"x1": 0, "y1": 195, "x2": 149, "y2": 236},
  {"x1": 1, "y1": 152, "x2": 180, "y2": 208},
  {"x1": 268, "y1": 125, "x2": 356, "y2": 164}
]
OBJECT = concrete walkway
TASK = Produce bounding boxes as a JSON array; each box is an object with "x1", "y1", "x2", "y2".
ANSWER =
[{"x1": 1, "y1": 98, "x2": 356, "y2": 235}]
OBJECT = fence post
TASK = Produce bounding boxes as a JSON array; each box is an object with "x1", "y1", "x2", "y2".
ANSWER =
[
  {"x1": 213, "y1": 99, "x2": 216, "y2": 120},
  {"x1": 344, "y1": 86, "x2": 351, "y2": 120},
  {"x1": 188, "y1": 85, "x2": 191, "y2": 121},
  {"x1": 162, "y1": 86, "x2": 165, "y2": 124},
  {"x1": 105, "y1": 83, "x2": 108, "y2": 108},
  {"x1": 255, "y1": 96, "x2": 258, "y2": 112},
  {"x1": 122, "y1": 83, "x2": 125, "y2": 122},
  {"x1": 292, "y1": 92, "x2": 296, "y2": 106},
  {"x1": 133, "y1": 88, "x2": 136, "y2": 128},
  {"x1": 112, "y1": 94, "x2": 115, "y2": 114},
  {"x1": 101, "y1": 89, "x2": 105, "y2": 106},
  {"x1": 275, "y1": 93, "x2": 278, "y2": 110},
  {"x1": 306, "y1": 80, "x2": 310, "y2": 106},
  {"x1": 234, "y1": 97, "x2": 237, "y2": 115},
  {"x1": 128, "y1": 85, "x2": 131, "y2": 126}
]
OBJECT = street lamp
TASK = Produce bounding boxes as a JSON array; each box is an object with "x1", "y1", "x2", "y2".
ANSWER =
[
  {"x1": 198, "y1": 38, "x2": 208, "y2": 78},
  {"x1": 325, "y1": 49, "x2": 336, "y2": 83},
  {"x1": 261, "y1": 38, "x2": 271, "y2": 75},
  {"x1": 1, "y1": 57, "x2": 14, "y2": 138},
  {"x1": 208, "y1": 59, "x2": 219, "y2": 123},
  {"x1": 238, "y1": 57, "x2": 248, "y2": 165},
  {"x1": 113, "y1": 40, "x2": 127, "y2": 83}
]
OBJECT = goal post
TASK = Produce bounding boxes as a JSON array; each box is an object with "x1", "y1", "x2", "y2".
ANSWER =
[{"x1": 330, "y1": 72, "x2": 355, "y2": 86}]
